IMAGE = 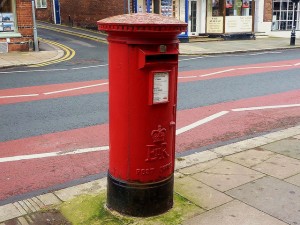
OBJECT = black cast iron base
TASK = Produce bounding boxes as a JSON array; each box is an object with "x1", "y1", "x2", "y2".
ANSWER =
[{"x1": 107, "y1": 173, "x2": 174, "y2": 217}]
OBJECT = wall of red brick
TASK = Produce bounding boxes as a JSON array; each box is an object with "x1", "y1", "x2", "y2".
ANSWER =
[
  {"x1": 36, "y1": 0, "x2": 125, "y2": 29},
  {"x1": 0, "y1": 0, "x2": 34, "y2": 52},
  {"x1": 60, "y1": 0, "x2": 125, "y2": 29},
  {"x1": 35, "y1": 0, "x2": 53, "y2": 22},
  {"x1": 264, "y1": 0, "x2": 272, "y2": 22}
]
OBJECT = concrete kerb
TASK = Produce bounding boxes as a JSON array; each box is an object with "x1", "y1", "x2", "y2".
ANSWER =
[
  {"x1": 1, "y1": 125, "x2": 300, "y2": 223},
  {"x1": 0, "y1": 40, "x2": 64, "y2": 69},
  {"x1": 179, "y1": 46, "x2": 300, "y2": 56}
]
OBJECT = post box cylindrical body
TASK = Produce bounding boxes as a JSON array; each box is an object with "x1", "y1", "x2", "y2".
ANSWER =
[{"x1": 98, "y1": 13, "x2": 187, "y2": 217}]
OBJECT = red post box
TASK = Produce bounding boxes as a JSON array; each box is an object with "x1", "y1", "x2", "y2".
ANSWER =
[{"x1": 98, "y1": 13, "x2": 187, "y2": 217}]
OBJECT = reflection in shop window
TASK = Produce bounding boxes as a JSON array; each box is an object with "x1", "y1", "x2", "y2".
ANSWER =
[
  {"x1": 35, "y1": 0, "x2": 47, "y2": 8},
  {"x1": 272, "y1": 0, "x2": 299, "y2": 30},
  {"x1": 0, "y1": 0, "x2": 15, "y2": 32}
]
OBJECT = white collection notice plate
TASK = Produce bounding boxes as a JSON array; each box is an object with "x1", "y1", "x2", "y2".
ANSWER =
[{"x1": 153, "y1": 72, "x2": 169, "y2": 104}]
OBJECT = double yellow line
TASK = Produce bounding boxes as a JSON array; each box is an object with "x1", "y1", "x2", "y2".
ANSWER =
[
  {"x1": 38, "y1": 25, "x2": 108, "y2": 44},
  {"x1": 29, "y1": 38, "x2": 76, "y2": 67}
]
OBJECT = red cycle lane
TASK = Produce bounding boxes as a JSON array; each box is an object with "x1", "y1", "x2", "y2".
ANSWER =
[
  {"x1": 0, "y1": 89, "x2": 299, "y2": 201},
  {"x1": 1, "y1": 58, "x2": 300, "y2": 105}
]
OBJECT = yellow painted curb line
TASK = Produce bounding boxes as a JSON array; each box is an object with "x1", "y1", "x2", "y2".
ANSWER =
[
  {"x1": 38, "y1": 25, "x2": 108, "y2": 44},
  {"x1": 29, "y1": 38, "x2": 76, "y2": 67}
]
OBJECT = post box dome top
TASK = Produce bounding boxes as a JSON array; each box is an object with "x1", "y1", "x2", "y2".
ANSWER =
[{"x1": 97, "y1": 13, "x2": 187, "y2": 33}]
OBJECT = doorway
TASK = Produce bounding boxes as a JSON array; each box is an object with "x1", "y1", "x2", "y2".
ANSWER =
[
  {"x1": 189, "y1": 0, "x2": 199, "y2": 35},
  {"x1": 53, "y1": 0, "x2": 61, "y2": 24}
]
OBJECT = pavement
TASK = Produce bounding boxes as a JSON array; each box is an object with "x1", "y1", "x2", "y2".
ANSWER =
[
  {"x1": 0, "y1": 125, "x2": 300, "y2": 224},
  {"x1": 1, "y1": 26, "x2": 300, "y2": 224},
  {"x1": 1, "y1": 26, "x2": 300, "y2": 69}
]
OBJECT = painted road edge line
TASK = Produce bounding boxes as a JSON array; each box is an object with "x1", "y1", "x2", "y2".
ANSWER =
[
  {"x1": 176, "y1": 111, "x2": 229, "y2": 135},
  {"x1": 43, "y1": 83, "x2": 109, "y2": 95},
  {"x1": 232, "y1": 104, "x2": 300, "y2": 112},
  {"x1": 0, "y1": 146, "x2": 109, "y2": 163}
]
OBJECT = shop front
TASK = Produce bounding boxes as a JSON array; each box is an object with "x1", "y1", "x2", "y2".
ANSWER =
[
  {"x1": 0, "y1": 0, "x2": 35, "y2": 52},
  {"x1": 133, "y1": 0, "x2": 254, "y2": 39},
  {"x1": 206, "y1": 0, "x2": 254, "y2": 38}
]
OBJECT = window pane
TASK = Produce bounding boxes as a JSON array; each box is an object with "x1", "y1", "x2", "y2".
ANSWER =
[{"x1": 0, "y1": 0, "x2": 12, "y2": 12}]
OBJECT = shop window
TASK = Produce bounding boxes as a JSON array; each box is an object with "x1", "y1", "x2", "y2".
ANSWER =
[
  {"x1": 272, "y1": 0, "x2": 299, "y2": 31},
  {"x1": 36, "y1": 0, "x2": 47, "y2": 8},
  {"x1": 145, "y1": 0, "x2": 173, "y2": 17},
  {"x1": 0, "y1": 0, "x2": 16, "y2": 33}
]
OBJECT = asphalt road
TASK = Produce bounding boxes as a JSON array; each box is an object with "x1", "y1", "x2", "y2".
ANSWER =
[{"x1": 0, "y1": 24, "x2": 300, "y2": 204}]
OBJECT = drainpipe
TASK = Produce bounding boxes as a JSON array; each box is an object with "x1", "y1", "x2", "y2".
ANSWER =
[{"x1": 31, "y1": 0, "x2": 39, "y2": 52}]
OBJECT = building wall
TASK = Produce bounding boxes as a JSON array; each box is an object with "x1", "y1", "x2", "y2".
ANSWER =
[
  {"x1": 61, "y1": 0, "x2": 124, "y2": 29},
  {"x1": 35, "y1": 0, "x2": 53, "y2": 22},
  {"x1": 264, "y1": 0, "x2": 272, "y2": 22},
  {"x1": 0, "y1": 0, "x2": 34, "y2": 52}
]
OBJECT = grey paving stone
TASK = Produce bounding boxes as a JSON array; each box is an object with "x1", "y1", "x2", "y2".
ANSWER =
[
  {"x1": 175, "y1": 150, "x2": 219, "y2": 170},
  {"x1": 23, "y1": 200, "x2": 37, "y2": 212},
  {"x1": 178, "y1": 158, "x2": 222, "y2": 175},
  {"x1": 182, "y1": 200, "x2": 288, "y2": 225},
  {"x1": 0, "y1": 204, "x2": 25, "y2": 223},
  {"x1": 252, "y1": 154, "x2": 300, "y2": 179},
  {"x1": 55, "y1": 178, "x2": 107, "y2": 202},
  {"x1": 13, "y1": 202, "x2": 27, "y2": 215},
  {"x1": 226, "y1": 176, "x2": 300, "y2": 225},
  {"x1": 285, "y1": 173, "x2": 300, "y2": 187},
  {"x1": 37, "y1": 193, "x2": 61, "y2": 207},
  {"x1": 261, "y1": 139, "x2": 300, "y2": 160},
  {"x1": 191, "y1": 160, "x2": 265, "y2": 192},
  {"x1": 18, "y1": 217, "x2": 29, "y2": 225},
  {"x1": 175, "y1": 176, "x2": 232, "y2": 210},
  {"x1": 225, "y1": 149, "x2": 276, "y2": 168},
  {"x1": 295, "y1": 134, "x2": 300, "y2": 140}
]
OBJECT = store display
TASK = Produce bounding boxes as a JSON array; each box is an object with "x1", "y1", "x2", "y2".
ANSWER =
[{"x1": 0, "y1": 13, "x2": 14, "y2": 32}]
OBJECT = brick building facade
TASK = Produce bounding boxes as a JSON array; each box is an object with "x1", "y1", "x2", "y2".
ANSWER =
[
  {"x1": 0, "y1": 0, "x2": 35, "y2": 52},
  {"x1": 36, "y1": 0, "x2": 126, "y2": 29}
]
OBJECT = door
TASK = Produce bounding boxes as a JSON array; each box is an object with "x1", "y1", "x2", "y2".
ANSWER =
[
  {"x1": 53, "y1": 0, "x2": 61, "y2": 24},
  {"x1": 189, "y1": 0, "x2": 198, "y2": 35}
]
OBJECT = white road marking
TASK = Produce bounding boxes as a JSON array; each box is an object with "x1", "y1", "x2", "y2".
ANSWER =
[
  {"x1": 0, "y1": 146, "x2": 109, "y2": 163},
  {"x1": 176, "y1": 111, "x2": 230, "y2": 135},
  {"x1": 232, "y1": 104, "x2": 300, "y2": 112},
  {"x1": 0, "y1": 94, "x2": 39, "y2": 99},
  {"x1": 178, "y1": 76, "x2": 197, "y2": 79},
  {"x1": 179, "y1": 57, "x2": 203, "y2": 61},
  {"x1": 0, "y1": 64, "x2": 108, "y2": 74},
  {"x1": 1, "y1": 102, "x2": 300, "y2": 162},
  {"x1": 200, "y1": 69, "x2": 235, "y2": 77},
  {"x1": 43, "y1": 83, "x2": 109, "y2": 95}
]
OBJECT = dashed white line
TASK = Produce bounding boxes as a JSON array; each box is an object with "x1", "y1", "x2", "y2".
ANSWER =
[
  {"x1": 232, "y1": 104, "x2": 300, "y2": 112},
  {"x1": 0, "y1": 94, "x2": 39, "y2": 99},
  {"x1": 199, "y1": 69, "x2": 235, "y2": 77},
  {"x1": 43, "y1": 83, "x2": 109, "y2": 95},
  {"x1": 0, "y1": 146, "x2": 109, "y2": 163},
  {"x1": 176, "y1": 111, "x2": 230, "y2": 135}
]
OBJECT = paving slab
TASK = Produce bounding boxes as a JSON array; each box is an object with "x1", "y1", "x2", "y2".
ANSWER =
[
  {"x1": 36, "y1": 193, "x2": 62, "y2": 207},
  {"x1": 54, "y1": 178, "x2": 106, "y2": 202},
  {"x1": 0, "y1": 204, "x2": 25, "y2": 223},
  {"x1": 225, "y1": 148, "x2": 276, "y2": 168},
  {"x1": 183, "y1": 200, "x2": 288, "y2": 225},
  {"x1": 191, "y1": 160, "x2": 264, "y2": 192},
  {"x1": 261, "y1": 138, "x2": 300, "y2": 160},
  {"x1": 226, "y1": 176, "x2": 300, "y2": 225},
  {"x1": 295, "y1": 134, "x2": 300, "y2": 140},
  {"x1": 175, "y1": 176, "x2": 232, "y2": 210},
  {"x1": 285, "y1": 173, "x2": 300, "y2": 187},
  {"x1": 252, "y1": 154, "x2": 300, "y2": 179},
  {"x1": 175, "y1": 150, "x2": 219, "y2": 170},
  {"x1": 178, "y1": 158, "x2": 222, "y2": 175}
]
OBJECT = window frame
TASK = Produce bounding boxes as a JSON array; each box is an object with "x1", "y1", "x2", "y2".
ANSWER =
[
  {"x1": 35, "y1": 0, "x2": 47, "y2": 9},
  {"x1": 0, "y1": 0, "x2": 21, "y2": 38}
]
